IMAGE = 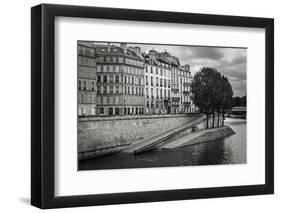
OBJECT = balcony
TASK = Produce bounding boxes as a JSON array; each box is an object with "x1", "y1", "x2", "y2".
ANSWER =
[
  {"x1": 172, "y1": 97, "x2": 180, "y2": 102},
  {"x1": 171, "y1": 88, "x2": 179, "y2": 93},
  {"x1": 183, "y1": 91, "x2": 190, "y2": 96},
  {"x1": 183, "y1": 82, "x2": 190, "y2": 87}
]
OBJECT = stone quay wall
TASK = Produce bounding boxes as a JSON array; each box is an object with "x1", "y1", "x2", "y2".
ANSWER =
[{"x1": 78, "y1": 114, "x2": 201, "y2": 159}]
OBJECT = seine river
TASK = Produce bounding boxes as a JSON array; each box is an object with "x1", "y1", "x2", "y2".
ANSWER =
[{"x1": 79, "y1": 118, "x2": 246, "y2": 170}]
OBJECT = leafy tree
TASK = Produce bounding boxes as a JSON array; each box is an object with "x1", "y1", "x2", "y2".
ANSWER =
[{"x1": 191, "y1": 67, "x2": 233, "y2": 128}]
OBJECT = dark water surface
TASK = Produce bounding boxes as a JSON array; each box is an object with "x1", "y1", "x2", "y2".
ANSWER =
[{"x1": 79, "y1": 118, "x2": 246, "y2": 170}]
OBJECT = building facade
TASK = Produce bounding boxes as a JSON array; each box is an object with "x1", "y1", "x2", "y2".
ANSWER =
[
  {"x1": 171, "y1": 64, "x2": 193, "y2": 113},
  {"x1": 143, "y1": 50, "x2": 172, "y2": 114},
  {"x1": 77, "y1": 41, "x2": 97, "y2": 116},
  {"x1": 94, "y1": 43, "x2": 145, "y2": 116}
]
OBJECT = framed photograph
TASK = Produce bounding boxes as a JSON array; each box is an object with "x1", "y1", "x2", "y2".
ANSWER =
[{"x1": 31, "y1": 4, "x2": 274, "y2": 209}]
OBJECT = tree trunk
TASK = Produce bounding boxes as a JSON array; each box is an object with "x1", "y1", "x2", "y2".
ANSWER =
[
  {"x1": 217, "y1": 112, "x2": 220, "y2": 127},
  {"x1": 212, "y1": 112, "x2": 215, "y2": 128},
  {"x1": 222, "y1": 110, "x2": 225, "y2": 126},
  {"x1": 206, "y1": 114, "x2": 209, "y2": 129}
]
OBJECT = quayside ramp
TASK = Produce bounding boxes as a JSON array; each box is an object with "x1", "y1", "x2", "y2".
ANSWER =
[{"x1": 123, "y1": 115, "x2": 205, "y2": 154}]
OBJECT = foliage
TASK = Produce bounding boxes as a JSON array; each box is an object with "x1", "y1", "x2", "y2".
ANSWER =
[{"x1": 190, "y1": 67, "x2": 233, "y2": 128}]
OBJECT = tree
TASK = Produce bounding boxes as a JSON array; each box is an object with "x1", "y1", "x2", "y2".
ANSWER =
[{"x1": 191, "y1": 67, "x2": 233, "y2": 128}]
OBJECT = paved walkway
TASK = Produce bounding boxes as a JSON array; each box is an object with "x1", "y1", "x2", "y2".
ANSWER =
[
  {"x1": 123, "y1": 115, "x2": 205, "y2": 153},
  {"x1": 161, "y1": 126, "x2": 234, "y2": 149}
]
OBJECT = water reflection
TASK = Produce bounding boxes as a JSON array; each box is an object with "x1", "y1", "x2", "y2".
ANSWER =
[{"x1": 79, "y1": 119, "x2": 246, "y2": 170}]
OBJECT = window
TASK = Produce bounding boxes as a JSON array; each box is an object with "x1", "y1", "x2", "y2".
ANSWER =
[
  {"x1": 97, "y1": 65, "x2": 101, "y2": 72},
  {"x1": 92, "y1": 82, "x2": 95, "y2": 91},
  {"x1": 103, "y1": 75, "x2": 107, "y2": 83},
  {"x1": 151, "y1": 76, "x2": 153, "y2": 86},
  {"x1": 83, "y1": 81, "x2": 86, "y2": 90},
  {"x1": 116, "y1": 76, "x2": 119, "y2": 83},
  {"x1": 160, "y1": 69, "x2": 163, "y2": 76},
  {"x1": 99, "y1": 108, "x2": 104, "y2": 115},
  {"x1": 97, "y1": 75, "x2": 101, "y2": 83},
  {"x1": 109, "y1": 107, "x2": 113, "y2": 115},
  {"x1": 150, "y1": 67, "x2": 153, "y2": 73},
  {"x1": 97, "y1": 86, "x2": 101, "y2": 94},
  {"x1": 118, "y1": 57, "x2": 124, "y2": 63},
  {"x1": 78, "y1": 81, "x2": 81, "y2": 90},
  {"x1": 145, "y1": 66, "x2": 148, "y2": 73},
  {"x1": 110, "y1": 75, "x2": 113, "y2": 83},
  {"x1": 115, "y1": 108, "x2": 120, "y2": 115},
  {"x1": 116, "y1": 86, "x2": 119, "y2": 94},
  {"x1": 110, "y1": 86, "x2": 113, "y2": 93},
  {"x1": 103, "y1": 65, "x2": 107, "y2": 72},
  {"x1": 156, "y1": 88, "x2": 159, "y2": 99},
  {"x1": 146, "y1": 88, "x2": 149, "y2": 98},
  {"x1": 146, "y1": 76, "x2": 148, "y2": 85},
  {"x1": 124, "y1": 76, "x2": 127, "y2": 84},
  {"x1": 156, "y1": 67, "x2": 158, "y2": 74},
  {"x1": 103, "y1": 86, "x2": 107, "y2": 94}
]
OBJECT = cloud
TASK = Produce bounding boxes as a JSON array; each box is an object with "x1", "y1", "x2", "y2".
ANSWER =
[{"x1": 189, "y1": 47, "x2": 224, "y2": 60}]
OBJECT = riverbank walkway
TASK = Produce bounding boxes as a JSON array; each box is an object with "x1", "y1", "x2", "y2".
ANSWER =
[
  {"x1": 123, "y1": 115, "x2": 205, "y2": 154},
  {"x1": 161, "y1": 126, "x2": 235, "y2": 149}
]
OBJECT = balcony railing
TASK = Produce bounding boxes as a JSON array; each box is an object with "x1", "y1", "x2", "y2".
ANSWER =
[
  {"x1": 171, "y1": 88, "x2": 179, "y2": 93},
  {"x1": 183, "y1": 91, "x2": 190, "y2": 96},
  {"x1": 172, "y1": 97, "x2": 180, "y2": 102},
  {"x1": 183, "y1": 101, "x2": 191, "y2": 106}
]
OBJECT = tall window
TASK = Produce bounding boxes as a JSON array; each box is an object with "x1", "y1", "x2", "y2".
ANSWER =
[
  {"x1": 110, "y1": 75, "x2": 113, "y2": 83},
  {"x1": 97, "y1": 75, "x2": 101, "y2": 83},
  {"x1": 110, "y1": 86, "x2": 113, "y2": 93},
  {"x1": 116, "y1": 86, "x2": 119, "y2": 94},
  {"x1": 150, "y1": 67, "x2": 153, "y2": 73},
  {"x1": 78, "y1": 81, "x2": 81, "y2": 90},
  {"x1": 104, "y1": 75, "x2": 107, "y2": 83},
  {"x1": 116, "y1": 76, "x2": 119, "y2": 83},
  {"x1": 103, "y1": 86, "x2": 107, "y2": 94},
  {"x1": 151, "y1": 76, "x2": 153, "y2": 86}
]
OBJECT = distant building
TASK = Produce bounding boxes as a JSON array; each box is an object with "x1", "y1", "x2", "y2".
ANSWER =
[
  {"x1": 77, "y1": 41, "x2": 97, "y2": 116},
  {"x1": 94, "y1": 43, "x2": 145, "y2": 116},
  {"x1": 143, "y1": 50, "x2": 172, "y2": 114}
]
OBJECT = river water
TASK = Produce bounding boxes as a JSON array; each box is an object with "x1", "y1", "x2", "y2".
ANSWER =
[{"x1": 79, "y1": 118, "x2": 246, "y2": 170}]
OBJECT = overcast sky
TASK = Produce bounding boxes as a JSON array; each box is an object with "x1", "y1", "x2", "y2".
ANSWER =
[
  {"x1": 133, "y1": 44, "x2": 247, "y2": 98},
  {"x1": 94, "y1": 42, "x2": 247, "y2": 97}
]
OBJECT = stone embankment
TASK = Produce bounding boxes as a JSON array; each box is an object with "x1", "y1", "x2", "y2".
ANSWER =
[{"x1": 160, "y1": 126, "x2": 235, "y2": 149}]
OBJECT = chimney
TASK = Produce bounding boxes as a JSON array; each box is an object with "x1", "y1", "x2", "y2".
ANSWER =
[{"x1": 120, "y1": 43, "x2": 127, "y2": 53}]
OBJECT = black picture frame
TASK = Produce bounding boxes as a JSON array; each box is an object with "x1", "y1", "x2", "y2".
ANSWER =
[{"x1": 31, "y1": 3, "x2": 274, "y2": 209}]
